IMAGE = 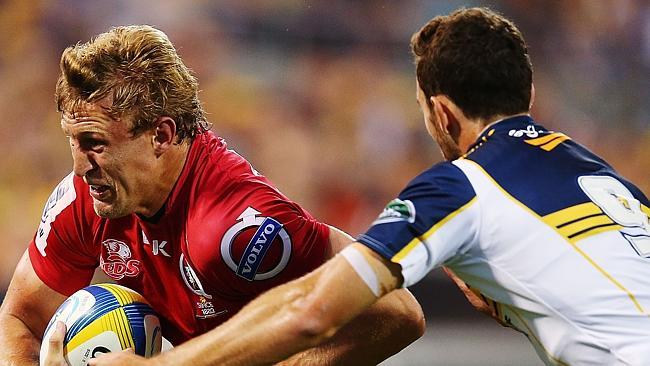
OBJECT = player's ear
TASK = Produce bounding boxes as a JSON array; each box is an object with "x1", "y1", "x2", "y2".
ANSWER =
[
  {"x1": 152, "y1": 116, "x2": 177, "y2": 156},
  {"x1": 529, "y1": 83, "x2": 535, "y2": 110},
  {"x1": 431, "y1": 95, "x2": 460, "y2": 142},
  {"x1": 430, "y1": 96, "x2": 447, "y2": 132}
]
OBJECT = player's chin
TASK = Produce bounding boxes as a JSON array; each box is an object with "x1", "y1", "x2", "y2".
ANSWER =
[{"x1": 93, "y1": 200, "x2": 127, "y2": 219}]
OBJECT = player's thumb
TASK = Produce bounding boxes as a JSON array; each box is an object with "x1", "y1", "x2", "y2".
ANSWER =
[{"x1": 44, "y1": 321, "x2": 67, "y2": 366}]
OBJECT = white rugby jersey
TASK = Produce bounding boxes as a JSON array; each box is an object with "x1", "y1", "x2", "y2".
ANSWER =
[{"x1": 358, "y1": 115, "x2": 650, "y2": 365}]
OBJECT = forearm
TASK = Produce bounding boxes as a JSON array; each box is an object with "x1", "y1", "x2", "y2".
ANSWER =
[
  {"x1": 277, "y1": 289, "x2": 424, "y2": 366},
  {"x1": 154, "y1": 276, "x2": 334, "y2": 366},
  {"x1": 152, "y1": 254, "x2": 383, "y2": 366},
  {"x1": 0, "y1": 313, "x2": 41, "y2": 366}
]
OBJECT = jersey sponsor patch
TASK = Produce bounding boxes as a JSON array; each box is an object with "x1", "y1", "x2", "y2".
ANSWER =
[
  {"x1": 100, "y1": 239, "x2": 141, "y2": 280},
  {"x1": 371, "y1": 198, "x2": 416, "y2": 225},
  {"x1": 220, "y1": 207, "x2": 292, "y2": 281},
  {"x1": 193, "y1": 296, "x2": 227, "y2": 319}
]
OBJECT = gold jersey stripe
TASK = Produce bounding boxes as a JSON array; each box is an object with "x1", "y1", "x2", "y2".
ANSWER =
[
  {"x1": 525, "y1": 132, "x2": 568, "y2": 146},
  {"x1": 540, "y1": 135, "x2": 571, "y2": 151},
  {"x1": 557, "y1": 215, "x2": 614, "y2": 238},
  {"x1": 391, "y1": 197, "x2": 478, "y2": 263},
  {"x1": 642, "y1": 204, "x2": 650, "y2": 217},
  {"x1": 464, "y1": 160, "x2": 648, "y2": 316},
  {"x1": 569, "y1": 224, "x2": 623, "y2": 243},
  {"x1": 543, "y1": 202, "x2": 603, "y2": 228}
]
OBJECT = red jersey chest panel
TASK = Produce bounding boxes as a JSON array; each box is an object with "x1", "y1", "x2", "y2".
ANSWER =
[
  {"x1": 29, "y1": 132, "x2": 330, "y2": 346},
  {"x1": 94, "y1": 213, "x2": 239, "y2": 346}
]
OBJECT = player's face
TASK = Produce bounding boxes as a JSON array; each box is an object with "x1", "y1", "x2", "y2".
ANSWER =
[
  {"x1": 416, "y1": 83, "x2": 463, "y2": 160},
  {"x1": 61, "y1": 100, "x2": 157, "y2": 218}
]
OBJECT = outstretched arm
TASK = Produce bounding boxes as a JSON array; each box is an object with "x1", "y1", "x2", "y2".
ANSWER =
[
  {"x1": 91, "y1": 242, "x2": 404, "y2": 366},
  {"x1": 275, "y1": 227, "x2": 423, "y2": 365}
]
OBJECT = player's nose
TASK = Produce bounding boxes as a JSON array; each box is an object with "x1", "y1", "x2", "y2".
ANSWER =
[{"x1": 71, "y1": 148, "x2": 96, "y2": 178}]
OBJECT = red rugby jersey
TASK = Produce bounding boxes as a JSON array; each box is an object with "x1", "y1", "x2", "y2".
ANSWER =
[{"x1": 28, "y1": 132, "x2": 330, "y2": 345}]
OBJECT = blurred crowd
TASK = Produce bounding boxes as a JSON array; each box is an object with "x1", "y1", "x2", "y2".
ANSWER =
[{"x1": 1, "y1": 0, "x2": 649, "y2": 305}]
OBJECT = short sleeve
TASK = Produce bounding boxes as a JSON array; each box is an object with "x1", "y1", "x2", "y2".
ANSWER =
[
  {"x1": 358, "y1": 163, "x2": 480, "y2": 287},
  {"x1": 28, "y1": 173, "x2": 99, "y2": 296},
  {"x1": 198, "y1": 181, "x2": 330, "y2": 298}
]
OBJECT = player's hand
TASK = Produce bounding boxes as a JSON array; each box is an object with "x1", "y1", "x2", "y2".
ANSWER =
[
  {"x1": 42, "y1": 321, "x2": 69, "y2": 366},
  {"x1": 442, "y1": 267, "x2": 507, "y2": 326},
  {"x1": 88, "y1": 348, "x2": 149, "y2": 366}
]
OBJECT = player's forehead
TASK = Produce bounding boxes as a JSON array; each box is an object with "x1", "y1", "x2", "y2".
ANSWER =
[{"x1": 60, "y1": 99, "x2": 124, "y2": 136}]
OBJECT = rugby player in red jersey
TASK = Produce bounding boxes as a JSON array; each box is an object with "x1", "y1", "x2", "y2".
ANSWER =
[{"x1": 0, "y1": 25, "x2": 424, "y2": 366}]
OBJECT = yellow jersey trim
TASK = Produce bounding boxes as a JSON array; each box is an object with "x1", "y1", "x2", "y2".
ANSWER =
[
  {"x1": 525, "y1": 132, "x2": 571, "y2": 151},
  {"x1": 543, "y1": 202, "x2": 602, "y2": 228},
  {"x1": 543, "y1": 203, "x2": 624, "y2": 243},
  {"x1": 642, "y1": 204, "x2": 650, "y2": 217},
  {"x1": 391, "y1": 197, "x2": 478, "y2": 263}
]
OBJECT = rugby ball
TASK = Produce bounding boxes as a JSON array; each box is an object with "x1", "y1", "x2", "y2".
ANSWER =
[{"x1": 40, "y1": 284, "x2": 162, "y2": 366}]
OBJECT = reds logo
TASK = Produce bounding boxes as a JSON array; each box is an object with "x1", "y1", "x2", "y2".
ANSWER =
[
  {"x1": 100, "y1": 239, "x2": 141, "y2": 280},
  {"x1": 221, "y1": 207, "x2": 292, "y2": 281}
]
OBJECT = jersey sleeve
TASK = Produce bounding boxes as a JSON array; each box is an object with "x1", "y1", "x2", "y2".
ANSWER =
[
  {"x1": 358, "y1": 162, "x2": 479, "y2": 287},
  {"x1": 199, "y1": 180, "x2": 331, "y2": 298},
  {"x1": 28, "y1": 173, "x2": 99, "y2": 296}
]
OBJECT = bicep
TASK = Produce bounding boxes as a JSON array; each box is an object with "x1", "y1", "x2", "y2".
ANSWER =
[
  {"x1": 324, "y1": 225, "x2": 355, "y2": 258},
  {"x1": 1, "y1": 250, "x2": 67, "y2": 339}
]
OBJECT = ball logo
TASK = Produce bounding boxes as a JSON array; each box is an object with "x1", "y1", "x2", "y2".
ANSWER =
[
  {"x1": 100, "y1": 239, "x2": 141, "y2": 280},
  {"x1": 91, "y1": 346, "x2": 110, "y2": 357},
  {"x1": 221, "y1": 207, "x2": 292, "y2": 281}
]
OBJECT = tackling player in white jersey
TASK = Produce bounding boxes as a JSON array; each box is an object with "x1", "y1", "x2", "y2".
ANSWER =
[{"x1": 90, "y1": 7, "x2": 650, "y2": 366}]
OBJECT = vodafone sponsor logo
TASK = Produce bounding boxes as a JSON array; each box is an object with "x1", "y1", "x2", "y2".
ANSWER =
[{"x1": 100, "y1": 239, "x2": 141, "y2": 280}]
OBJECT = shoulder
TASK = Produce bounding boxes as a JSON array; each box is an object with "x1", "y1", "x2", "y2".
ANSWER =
[
  {"x1": 184, "y1": 152, "x2": 329, "y2": 291},
  {"x1": 399, "y1": 162, "x2": 476, "y2": 204}
]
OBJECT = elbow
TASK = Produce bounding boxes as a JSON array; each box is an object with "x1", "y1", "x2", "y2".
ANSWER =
[
  {"x1": 395, "y1": 294, "x2": 426, "y2": 343},
  {"x1": 403, "y1": 300, "x2": 426, "y2": 342},
  {"x1": 382, "y1": 289, "x2": 426, "y2": 345}
]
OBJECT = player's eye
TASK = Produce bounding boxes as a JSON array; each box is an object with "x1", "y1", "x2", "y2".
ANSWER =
[{"x1": 79, "y1": 137, "x2": 106, "y2": 153}]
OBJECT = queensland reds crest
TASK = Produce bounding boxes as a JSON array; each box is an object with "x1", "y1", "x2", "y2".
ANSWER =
[
  {"x1": 100, "y1": 239, "x2": 141, "y2": 280},
  {"x1": 221, "y1": 207, "x2": 292, "y2": 281}
]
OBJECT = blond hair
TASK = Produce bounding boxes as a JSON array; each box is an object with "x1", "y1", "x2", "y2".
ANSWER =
[{"x1": 55, "y1": 25, "x2": 208, "y2": 142}]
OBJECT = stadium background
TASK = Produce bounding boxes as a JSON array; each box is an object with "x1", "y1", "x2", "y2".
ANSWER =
[{"x1": 0, "y1": 1, "x2": 648, "y2": 364}]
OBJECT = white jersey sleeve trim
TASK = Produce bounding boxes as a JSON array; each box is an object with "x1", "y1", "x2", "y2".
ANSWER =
[{"x1": 35, "y1": 173, "x2": 77, "y2": 256}]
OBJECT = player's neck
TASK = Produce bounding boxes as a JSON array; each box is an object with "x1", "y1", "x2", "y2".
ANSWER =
[
  {"x1": 460, "y1": 112, "x2": 530, "y2": 152},
  {"x1": 138, "y1": 142, "x2": 191, "y2": 218}
]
